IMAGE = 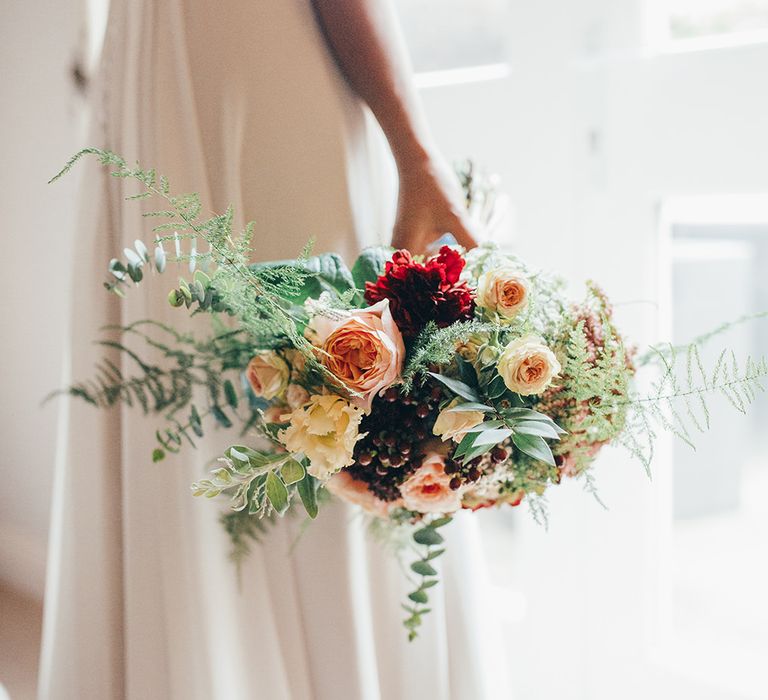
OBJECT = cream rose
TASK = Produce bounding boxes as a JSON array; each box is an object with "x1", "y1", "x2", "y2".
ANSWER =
[
  {"x1": 399, "y1": 451, "x2": 463, "y2": 514},
  {"x1": 325, "y1": 469, "x2": 396, "y2": 518},
  {"x1": 308, "y1": 299, "x2": 405, "y2": 413},
  {"x1": 498, "y1": 334, "x2": 561, "y2": 395},
  {"x1": 433, "y1": 398, "x2": 485, "y2": 442},
  {"x1": 278, "y1": 395, "x2": 363, "y2": 480},
  {"x1": 477, "y1": 267, "x2": 529, "y2": 319},
  {"x1": 285, "y1": 383, "x2": 310, "y2": 409},
  {"x1": 246, "y1": 351, "x2": 289, "y2": 400}
]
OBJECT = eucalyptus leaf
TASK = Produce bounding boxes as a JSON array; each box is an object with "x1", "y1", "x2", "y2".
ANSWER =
[
  {"x1": 411, "y1": 560, "x2": 437, "y2": 577},
  {"x1": 413, "y1": 527, "x2": 444, "y2": 546},
  {"x1": 408, "y1": 590, "x2": 428, "y2": 604}
]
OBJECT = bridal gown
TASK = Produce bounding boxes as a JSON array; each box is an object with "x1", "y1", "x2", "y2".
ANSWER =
[{"x1": 39, "y1": 1, "x2": 507, "y2": 698}]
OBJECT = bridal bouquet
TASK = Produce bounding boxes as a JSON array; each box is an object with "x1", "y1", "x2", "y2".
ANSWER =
[{"x1": 54, "y1": 150, "x2": 766, "y2": 639}]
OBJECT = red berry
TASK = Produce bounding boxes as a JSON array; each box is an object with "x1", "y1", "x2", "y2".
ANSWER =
[
  {"x1": 416, "y1": 404, "x2": 430, "y2": 419},
  {"x1": 384, "y1": 387, "x2": 399, "y2": 402},
  {"x1": 358, "y1": 452, "x2": 373, "y2": 466},
  {"x1": 449, "y1": 476, "x2": 462, "y2": 491},
  {"x1": 491, "y1": 446, "x2": 508, "y2": 463},
  {"x1": 468, "y1": 467, "x2": 481, "y2": 482}
]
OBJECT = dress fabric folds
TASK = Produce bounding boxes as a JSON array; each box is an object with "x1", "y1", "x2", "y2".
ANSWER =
[{"x1": 39, "y1": 1, "x2": 506, "y2": 698}]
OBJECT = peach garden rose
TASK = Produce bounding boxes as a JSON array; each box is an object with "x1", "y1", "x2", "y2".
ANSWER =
[
  {"x1": 325, "y1": 469, "x2": 395, "y2": 518},
  {"x1": 246, "y1": 351, "x2": 290, "y2": 400},
  {"x1": 308, "y1": 299, "x2": 405, "y2": 412},
  {"x1": 476, "y1": 266, "x2": 529, "y2": 320},
  {"x1": 399, "y1": 451, "x2": 463, "y2": 514},
  {"x1": 498, "y1": 334, "x2": 561, "y2": 396}
]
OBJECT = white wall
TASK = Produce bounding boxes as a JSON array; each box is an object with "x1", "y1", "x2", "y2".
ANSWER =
[
  {"x1": 416, "y1": 1, "x2": 768, "y2": 697},
  {"x1": 0, "y1": 1, "x2": 84, "y2": 599}
]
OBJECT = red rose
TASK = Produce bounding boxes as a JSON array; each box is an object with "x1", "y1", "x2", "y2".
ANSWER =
[{"x1": 364, "y1": 246, "x2": 475, "y2": 337}]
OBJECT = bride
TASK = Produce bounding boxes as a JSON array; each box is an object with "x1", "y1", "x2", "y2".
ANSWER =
[{"x1": 39, "y1": 1, "x2": 505, "y2": 697}]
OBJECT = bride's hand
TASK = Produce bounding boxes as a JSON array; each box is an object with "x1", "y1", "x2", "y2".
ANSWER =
[{"x1": 391, "y1": 156, "x2": 479, "y2": 255}]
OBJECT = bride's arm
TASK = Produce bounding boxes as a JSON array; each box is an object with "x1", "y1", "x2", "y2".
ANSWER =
[{"x1": 310, "y1": 0, "x2": 478, "y2": 254}]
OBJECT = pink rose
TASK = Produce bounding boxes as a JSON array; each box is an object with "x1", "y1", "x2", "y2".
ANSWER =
[
  {"x1": 308, "y1": 299, "x2": 405, "y2": 413},
  {"x1": 399, "y1": 451, "x2": 463, "y2": 514},
  {"x1": 325, "y1": 469, "x2": 396, "y2": 518}
]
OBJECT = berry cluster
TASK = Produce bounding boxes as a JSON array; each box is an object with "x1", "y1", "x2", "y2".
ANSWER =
[
  {"x1": 444, "y1": 445, "x2": 509, "y2": 491},
  {"x1": 347, "y1": 381, "x2": 444, "y2": 501}
]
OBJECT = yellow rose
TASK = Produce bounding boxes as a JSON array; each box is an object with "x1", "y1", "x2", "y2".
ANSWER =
[
  {"x1": 498, "y1": 334, "x2": 561, "y2": 395},
  {"x1": 246, "y1": 351, "x2": 289, "y2": 400},
  {"x1": 433, "y1": 398, "x2": 485, "y2": 442},
  {"x1": 278, "y1": 395, "x2": 363, "y2": 480},
  {"x1": 477, "y1": 267, "x2": 529, "y2": 320}
]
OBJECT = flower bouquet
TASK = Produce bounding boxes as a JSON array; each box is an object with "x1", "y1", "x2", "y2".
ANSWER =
[{"x1": 54, "y1": 149, "x2": 767, "y2": 639}]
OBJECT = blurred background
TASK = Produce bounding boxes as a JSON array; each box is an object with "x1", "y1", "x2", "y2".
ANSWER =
[{"x1": 1, "y1": 0, "x2": 767, "y2": 698}]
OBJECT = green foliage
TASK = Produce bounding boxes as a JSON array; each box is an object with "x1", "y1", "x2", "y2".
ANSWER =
[
  {"x1": 402, "y1": 320, "x2": 496, "y2": 391},
  {"x1": 622, "y1": 344, "x2": 768, "y2": 472},
  {"x1": 192, "y1": 445, "x2": 321, "y2": 524},
  {"x1": 351, "y1": 245, "x2": 393, "y2": 290},
  {"x1": 55, "y1": 320, "x2": 257, "y2": 457},
  {"x1": 402, "y1": 516, "x2": 452, "y2": 641},
  {"x1": 51, "y1": 149, "x2": 349, "y2": 387}
]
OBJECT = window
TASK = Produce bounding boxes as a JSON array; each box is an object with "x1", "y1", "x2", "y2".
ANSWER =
[{"x1": 653, "y1": 195, "x2": 768, "y2": 698}]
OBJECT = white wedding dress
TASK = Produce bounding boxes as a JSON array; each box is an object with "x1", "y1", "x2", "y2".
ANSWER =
[{"x1": 39, "y1": 1, "x2": 506, "y2": 698}]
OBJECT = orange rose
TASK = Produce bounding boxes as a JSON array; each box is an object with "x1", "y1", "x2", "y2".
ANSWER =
[
  {"x1": 325, "y1": 469, "x2": 397, "y2": 518},
  {"x1": 308, "y1": 299, "x2": 405, "y2": 412},
  {"x1": 399, "y1": 451, "x2": 463, "y2": 514}
]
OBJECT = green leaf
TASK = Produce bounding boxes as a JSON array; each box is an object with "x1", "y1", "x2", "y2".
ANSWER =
[
  {"x1": 486, "y1": 373, "x2": 508, "y2": 399},
  {"x1": 513, "y1": 420, "x2": 561, "y2": 440},
  {"x1": 430, "y1": 517, "x2": 452, "y2": 529},
  {"x1": 223, "y1": 380, "x2": 239, "y2": 409},
  {"x1": 453, "y1": 431, "x2": 478, "y2": 460},
  {"x1": 152, "y1": 448, "x2": 165, "y2": 463},
  {"x1": 425, "y1": 548, "x2": 446, "y2": 560},
  {"x1": 413, "y1": 527, "x2": 444, "y2": 546},
  {"x1": 469, "y1": 428, "x2": 513, "y2": 447},
  {"x1": 351, "y1": 246, "x2": 393, "y2": 288},
  {"x1": 455, "y1": 354, "x2": 479, "y2": 389},
  {"x1": 189, "y1": 405, "x2": 203, "y2": 437},
  {"x1": 411, "y1": 561, "x2": 437, "y2": 577},
  {"x1": 154, "y1": 243, "x2": 166, "y2": 272},
  {"x1": 281, "y1": 458, "x2": 305, "y2": 485},
  {"x1": 297, "y1": 475, "x2": 318, "y2": 518},
  {"x1": 427, "y1": 372, "x2": 480, "y2": 402},
  {"x1": 444, "y1": 402, "x2": 494, "y2": 414},
  {"x1": 421, "y1": 579, "x2": 439, "y2": 589},
  {"x1": 512, "y1": 433, "x2": 556, "y2": 466},
  {"x1": 211, "y1": 405, "x2": 232, "y2": 428},
  {"x1": 265, "y1": 472, "x2": 289, "y2": 515},
  {"x1": 408, "y1": 590, "x2": 429, "y2": 604}
]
